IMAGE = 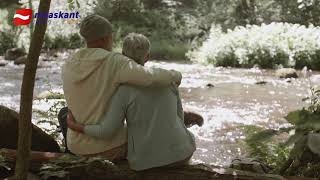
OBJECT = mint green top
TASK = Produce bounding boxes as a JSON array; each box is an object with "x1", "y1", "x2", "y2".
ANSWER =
[{"x1": 84, "y1": 85, "x2": 196, "y2": 170}]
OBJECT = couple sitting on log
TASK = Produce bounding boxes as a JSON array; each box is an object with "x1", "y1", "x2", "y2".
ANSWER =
[{"x1": 61, "y1": 14, "x2": 203, "y2": 171}]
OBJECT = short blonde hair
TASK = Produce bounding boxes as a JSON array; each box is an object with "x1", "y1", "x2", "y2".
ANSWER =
[{"x1": 122, "y1": 33, "x2": 150, "y2": 65}]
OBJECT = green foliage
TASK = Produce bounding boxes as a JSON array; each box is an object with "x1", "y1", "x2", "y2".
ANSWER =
[
  {"x1": 150, "y1": 40, "x2": 190, "y2": 60},
  {"x1": 0, "y1": 153, "x2": 10, "y2": 171},
  {"x1": 200, "y1": 0, "x2": 320, "y2": 31},
  {"x1": 0, "y1": 31, "x2": 18, "y2": 55},
  {"x1": 93, "y1": 0, "x2": 201, "y2": 60},
  {"x1": 67, "y1": 0, "x2": 81, "y2": 10},
  {"x1": 277, "y1": 0, "x2": 320, "y2": 26},
  {"x1": 285, "y1": 110, "x2": 320, "y2": 129},
  {"x1": 242, "y1": 125, "x2": 290, "y2": 173},
  {"x1": 188, "y1": 23, "x2": 320, "y2": 69},
  {"x1": 0, "y1": 0, "x2": 19, "y2": 9},
  {"x1": 303, "y1": 87, "x2": 320, "y2": 113},
  {"x1": 243, "y1": 87, "x2": 320, "y2": 177},
  {"x1": 43, "y1": 33, "x2": 84, "y2": 50},
  {"x1": 34, "y1": 91, "x2": 66, "y2": 145}
]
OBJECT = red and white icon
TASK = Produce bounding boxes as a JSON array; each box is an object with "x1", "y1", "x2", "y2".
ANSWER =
[{"x1": 13, "y1": 8, "x2": 32, "y2": 26}]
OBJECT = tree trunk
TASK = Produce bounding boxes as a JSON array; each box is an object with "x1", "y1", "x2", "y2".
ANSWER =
[
  {"x1": 29, "y1": 0, "x2": 34, "y2": 40},
  {"x1": 14, "y1": 0, "x2": 51, "y2": 179}
]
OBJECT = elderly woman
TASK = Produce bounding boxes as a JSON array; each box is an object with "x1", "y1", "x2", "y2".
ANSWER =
[{"x1": 67, "y1": 33, "x2": 196, "y2": 171}]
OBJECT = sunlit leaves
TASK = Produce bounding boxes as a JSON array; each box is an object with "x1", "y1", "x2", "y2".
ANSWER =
[
  {"x1": 285, "y1": 110, "x2": 308, "y2": 126},
  {"x1": 188, "y1": 23, "x2": 320, "y2": 70},
  {"x1": 67, "y1": 0, "x2": 80, "y2": 10},
  {"x1": 0, "y1": 154, "x2": 11, "y2": 171},
  {"x1": 243, "y1": 88, "x2": 320, "y2": 174},
  {"x1": 33, "y1": 91, "x2": 66, "y2": 144}
]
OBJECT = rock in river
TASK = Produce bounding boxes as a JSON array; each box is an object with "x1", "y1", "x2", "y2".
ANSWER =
[
  {"x1": 14, "y1": 55, "x2": 27, "y2": 65},
  {"x1": 4, "y1": 48, "x2": 26, "y2": 61},
  {"x1": 0, "y1": 60, "x2": 8, "y2": 67},
  {"x1": 184, "y1": 111, "x2": 204, "y2": 127},
  {"x1": 0, "y1": 105, "x2": 60, "y2": 152},
  {"x1": 206, "y1": 83, "x2": 215, "y2": 88},
  {"x1": 276, "y1": 68, "x2": 298, "y2": 79}
]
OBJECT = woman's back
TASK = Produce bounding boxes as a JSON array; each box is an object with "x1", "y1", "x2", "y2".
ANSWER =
[{"x1": 121, "y1": 85, "x2": 196, "y2": 170}]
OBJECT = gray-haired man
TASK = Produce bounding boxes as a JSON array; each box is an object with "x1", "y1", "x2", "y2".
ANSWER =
[{"x1": 67, "y1": 33, "x2": 196, "y2": 171}]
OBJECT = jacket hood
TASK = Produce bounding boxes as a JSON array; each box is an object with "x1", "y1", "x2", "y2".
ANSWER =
[{"x1": 62, "y1": 48, "x2": 111, "y2": 83}]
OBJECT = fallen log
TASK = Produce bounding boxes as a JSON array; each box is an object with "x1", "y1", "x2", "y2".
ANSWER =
[{"x1": 0, "y1": 148, "x2": 286, "y2": 180}]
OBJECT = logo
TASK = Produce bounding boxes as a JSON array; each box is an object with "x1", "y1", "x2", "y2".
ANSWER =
[
  {"x1": 12, "y1": 8, "x2": 80, "y2": 26},
  {"x1": 13, "y1": 8, "x2": 32, "y2": 26}
]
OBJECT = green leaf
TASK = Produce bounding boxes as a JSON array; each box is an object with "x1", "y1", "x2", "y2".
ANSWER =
[
  {"x1": 76, "y1": 0, "x2": 80, "y2": 8},
  {"x1": 0, "y1": 154, "x2": 11, "y2": 170},
  {"x1": 285, "y1": 109, "x2": 311, "y2": 125},
  {"x1": 296, "y1": 114, "x2": 320, "y2": 130},
  {"x1": 284, "y1": 130, "x2": 305, "y2": 146},
  {"x1": 39, "y1": 170, "x2": 68, "y2": 180},
  {"x1": 307, "y1": 133, "x2": 320, "y2": 155},
  {"x1": 247, "y1": 129, "x2": 278, "y2": 143},
  {"x1": 285, "y1": 110, "x2": 302, "y2": 125},
  {"x1": 302, "y1": 97, "x2": 310, "y2": 102},
  {"x1": 288, "y1": 135, "x2": 308, "y2": 160},
  {"x1": 68, "y1": 3, "x2": 75, "y2": 10},
  {"x1": 278, "y1": 127, "x2": 295, "y2": 134}
]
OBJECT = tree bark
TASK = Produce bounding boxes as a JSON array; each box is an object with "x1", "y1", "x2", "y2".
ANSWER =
[
  {"x1": 14, "y1": 0, "x2": 51, "y2": 179},
  {"x1": 29, "y1": 0, "x2": 34, "y2": 40}
]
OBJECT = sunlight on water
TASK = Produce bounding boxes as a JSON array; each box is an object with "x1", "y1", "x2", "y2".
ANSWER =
[{"x1": 0, "y1": 55, "x2": 319, "y2": 166}]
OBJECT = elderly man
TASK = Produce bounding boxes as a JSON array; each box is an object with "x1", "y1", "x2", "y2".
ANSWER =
[
  {"x1": 67, "y1": 33, "x2": 196, "y2": 171},
  {"x1": 62, "y1": 15, "x2": 182, "y2": 158}
]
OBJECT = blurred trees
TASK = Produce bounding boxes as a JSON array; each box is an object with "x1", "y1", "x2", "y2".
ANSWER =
[
  {"x1": 205, "y1": 0, "x2": 320, "y2": 29},
  {"x1": 93, "y1": 0, "x2": 320, "y2": 30},
  {"x1": 93, "y1": 0, "x2": 320, "y2": 54},
  {"x1": 2, "y1": 0, "x2": 320, "y2": 59}
]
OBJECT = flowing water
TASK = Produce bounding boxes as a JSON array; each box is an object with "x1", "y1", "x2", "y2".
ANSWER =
[{"x1": 1, "y1": 51, "x2": 319, "y2": 166}]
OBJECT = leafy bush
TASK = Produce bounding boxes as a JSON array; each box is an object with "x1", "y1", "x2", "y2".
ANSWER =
[
  {"x1": 242, "y1": 125, "x2": 290, "y2": 173},
  {"x1": 150, "y1": 40, "x2": 190, "y2": 60},
  {"x1": 0, "y1": 31, "x2": 17, "y2": 55},
  {"x1": 43, "y1": 33, "x2": 84, "y2": 50},
  {"x1": 93, "y1": 0, "x2": 200, "y2": 61},
  {"x1": 34, "y1": 92, "x2": 66, "y2": 146},
  {"x1": 244, "y1": 87, "x2": 320, "y2": 177},
  {"x1": 188, "y1": 23, "x2": 320, "y2": 70}
]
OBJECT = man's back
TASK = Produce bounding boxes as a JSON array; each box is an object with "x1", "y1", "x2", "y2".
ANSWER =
[{"x1": 62, "y1": 48, "x2": 128, "y2": 154}]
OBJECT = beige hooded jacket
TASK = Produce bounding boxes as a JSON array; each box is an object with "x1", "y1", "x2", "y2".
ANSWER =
[{"x1": 62, "y1": 48, "x2": 181, "y2": 155}]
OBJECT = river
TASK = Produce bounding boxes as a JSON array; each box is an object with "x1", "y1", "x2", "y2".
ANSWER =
[{"x1": 0, "y1": 51, "x2": 319, "y2": 166}]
